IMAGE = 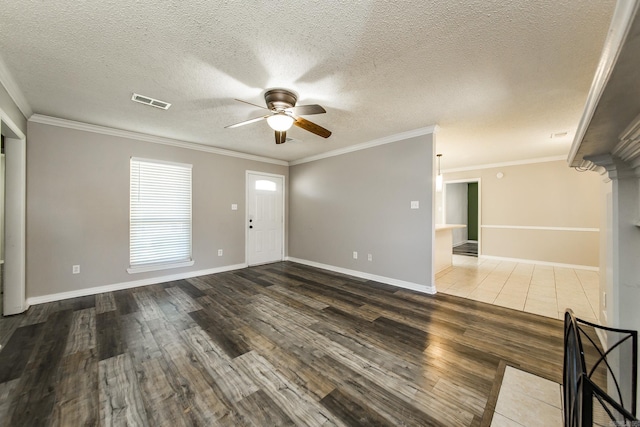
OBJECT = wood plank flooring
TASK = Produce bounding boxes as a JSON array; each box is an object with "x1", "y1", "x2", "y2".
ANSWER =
[
  {"x1": 0, "y1": 261, "x2": 568, "y2": 426},
  {"x1": 452, "y1": 242, "x2": 478, "y2": 257}
]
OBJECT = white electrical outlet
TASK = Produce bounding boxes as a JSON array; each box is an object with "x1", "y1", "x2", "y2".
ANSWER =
[
  {"x1": 353, "y1": 251, "x2": 358, "y2": 259},
  {"x1": 218, "y1": 249, "x2": 223, "y2": 256},
  {"x1": 72, "y1": 265, "x2": 80, "y2": 274},
  {"x1": 231, "y1": 204, "x2": 238, "y2": 210},
  {"x1": 411, "y1": 201, "x2": 419, "y2": 209},
  {"x1": 368, "y1": 254, "x2": 372, "y2": 261}
]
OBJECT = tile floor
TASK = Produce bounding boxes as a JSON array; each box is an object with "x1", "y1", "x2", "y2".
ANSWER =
[
  {"x1": 491, "y1": 366, "x2": 563, "y2": 426},
  {"x1": 437, "y1": 255, "x2": 599, "y2": 323}
]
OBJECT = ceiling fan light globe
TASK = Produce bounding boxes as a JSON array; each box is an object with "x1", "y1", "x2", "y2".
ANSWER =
[{"x1": 267, "y1": 114, "x2": 294, "y2": 131}]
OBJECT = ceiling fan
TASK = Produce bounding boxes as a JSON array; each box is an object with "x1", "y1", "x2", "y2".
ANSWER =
[{"x1": 225, "y1": 88, "x2": 332, "y2": 144}]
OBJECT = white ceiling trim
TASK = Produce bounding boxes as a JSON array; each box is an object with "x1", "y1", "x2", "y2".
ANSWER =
[
  {"x1": 442, "y1": 155, "x2": 566, "y2": 174},
  {"x1": 29, "y1": 114, "x2": 289, "y2": 166},
  {"x1": 0, "y1": 54, "x2": 33, "y2": 119},
  {"x1": 0, "y1": 106, "x2": 26, "y2": 140},
  {"x1": 289, "y1": 125, "x2": 439, "y2": 166},
  {"x1": 568, "y1": 0, "x2": 639, "y2": 166},
  {"x1": 613, "y1": 113, "x2": 640, "y2": 162}
]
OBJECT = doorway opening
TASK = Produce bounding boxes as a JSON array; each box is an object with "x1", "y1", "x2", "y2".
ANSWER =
[{"x1": 443, "y1": 179, "x2": 481, "y2": 257}]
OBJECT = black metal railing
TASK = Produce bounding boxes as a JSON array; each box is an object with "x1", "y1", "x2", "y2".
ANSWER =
[{"x1": 563, "y1": 309, "x2": 638, "y2": 426}]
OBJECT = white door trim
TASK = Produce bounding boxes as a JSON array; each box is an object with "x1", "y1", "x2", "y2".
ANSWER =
[
  {"x1": 245, "y1": 170, "x2": 286, "y2": 266},
  {"x1": 1, "y1": 107, "x2": 27, "y2": 315}
]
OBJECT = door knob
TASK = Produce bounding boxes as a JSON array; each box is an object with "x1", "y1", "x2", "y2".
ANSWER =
[{"x1": 249, "y1": 225, "x2": 253, "y2": 229}]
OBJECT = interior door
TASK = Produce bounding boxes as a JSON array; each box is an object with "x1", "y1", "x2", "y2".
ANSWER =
[{"x1": 246, "y1": 172, "x2": 284, "y2": 266}]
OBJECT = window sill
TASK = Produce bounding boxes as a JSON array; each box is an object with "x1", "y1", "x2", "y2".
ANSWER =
[{"x1": 127, "y1": 260, "x2": 194, "y2": 274}]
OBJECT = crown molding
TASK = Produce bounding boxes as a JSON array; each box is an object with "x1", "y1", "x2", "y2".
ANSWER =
[
  {"x1": 0, "y1": 54, "x2": 33, "y2": 119},
  {"x1": 613, "y1": 112, "x2": 640, "y2": 162},
  {"x1": 0, "y1": 106, "x2": 26, "y2": 140},
  {"x1": 442, "y1": 155, "x2": 566, "y2": 174},
  {"x1": 569, "y1": 158, "x2": 609, "y2": 181},
  {"x1": 29, "y1": 114, "x2": 289, "y2": 166},
  {"x1": 289, "y1": 125, "x2": 439, "y2": 166},
  {"x1": 584, "y1": 153, "x2": 640, "y2": 180},
  {"x1": 568, "y1": 0, "x2": 639, "y2": 166}
]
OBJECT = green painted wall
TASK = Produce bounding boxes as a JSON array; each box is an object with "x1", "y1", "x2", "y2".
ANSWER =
[{"x1": 467, "y1": 182, "x2": 478, "y2": 240}]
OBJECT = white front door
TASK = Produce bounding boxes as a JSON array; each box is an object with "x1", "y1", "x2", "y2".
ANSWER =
[{"x1": 246, "y1": 172, "x2": 284, "y2": 266}]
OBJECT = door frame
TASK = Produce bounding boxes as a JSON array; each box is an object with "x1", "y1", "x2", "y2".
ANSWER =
[
  {"x1": 0, "y1": 108, "x2": 27, "y2": 315},
  {"x1": 245, "y1": 170, "x2": 286, "y2": 266},
  {"x1": 443, "y1": 178, "x2": 482, "y2": 256}
]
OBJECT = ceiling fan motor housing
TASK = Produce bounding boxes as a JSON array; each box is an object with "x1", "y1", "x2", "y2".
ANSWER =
[
  {"x1": 225, "y1": 88, "x2": 331, "y2": 141},
  {"x1": 265, "y1": 89, "x2": 297, "y2": 111}
]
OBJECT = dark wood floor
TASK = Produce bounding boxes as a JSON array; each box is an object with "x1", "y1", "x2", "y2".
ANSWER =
[
  {"x1": 0, "y1": 261, "x2": 567, "y2": 426},
  {"x1": 452, "y1": 242, "x2": 478, "y2": 257}
]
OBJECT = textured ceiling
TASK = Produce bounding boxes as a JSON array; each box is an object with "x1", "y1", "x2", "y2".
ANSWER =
[{"x1": 0, "y1": 0, "x2": 616, "y2": 168}]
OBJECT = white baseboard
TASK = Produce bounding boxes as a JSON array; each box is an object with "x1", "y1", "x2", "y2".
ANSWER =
[
  {"x1": 479, "y1": 255, "x2": 599, "y2": 271},
  {"x1": 26, "y1": 263, "x2": 247, "y2": 305},
  {"x1": 286, "y1": 257, "x2": 436, "y2": 294}
]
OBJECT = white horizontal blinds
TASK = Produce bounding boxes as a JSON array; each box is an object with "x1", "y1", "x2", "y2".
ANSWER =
[{"x1": 130, "y1": 158, "x2": 192, "y2": 268}]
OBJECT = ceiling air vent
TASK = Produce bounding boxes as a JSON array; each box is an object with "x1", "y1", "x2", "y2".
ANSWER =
[
  {"x1": 131, "y1": 93, "x2": 171, "y2": 110},
  {"x1": 550, "y1": 131, "x2": 569, "y2": 139}
]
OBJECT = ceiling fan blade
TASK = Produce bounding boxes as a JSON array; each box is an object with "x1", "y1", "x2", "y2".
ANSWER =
[
  {"x1": 275, "y1": 131, "x2": 287, "y2": 144},
  {"x1": 234, "y1": 98, "x2": 269, "y2": 110},
  {"x1": 294, "y1": 116, "x2": 332, "y2": 138},
  {"x1": 287, "y1": 104, "x2": 326, "y2": 116},
  {"x1": 225, "y1": 115, "x2": 269, "y2": 129}
]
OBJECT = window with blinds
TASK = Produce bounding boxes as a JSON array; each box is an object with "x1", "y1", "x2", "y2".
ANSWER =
[{"x1": 128, "y1": 158, "x2": 194, "y2": 273}]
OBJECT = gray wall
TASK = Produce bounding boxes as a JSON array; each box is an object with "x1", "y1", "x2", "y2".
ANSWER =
[
  {"x1": 289, "y1": 134, "x2": 434, "y2": 287},
  {"x1": 26, "y1": 121, "x2": 287, "y2": 298},
  {"x1": 0, "y1": 82, "x2": 27, "y2": 134},
  {"x1": 445, "y1": 182, "x2": 468, "y2": 245}
]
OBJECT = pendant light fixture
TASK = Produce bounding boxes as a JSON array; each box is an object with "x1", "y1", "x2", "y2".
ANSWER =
[{"x1": 436, "y1": 154, "x2": 443, "y2": 192}]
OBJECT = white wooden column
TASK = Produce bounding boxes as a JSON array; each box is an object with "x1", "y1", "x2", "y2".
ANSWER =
[
  {"x1": 0, "y1": 110, "x2": 27, "y2": 316},
  {"x1": 3, "y1": 135, "x2": 26, "y2": 315},
  {"x1": 586, "y1": 146, "x2": 640, "y2": 410}
]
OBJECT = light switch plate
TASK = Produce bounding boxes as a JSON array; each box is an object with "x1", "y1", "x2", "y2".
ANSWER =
[
  {"x1": 231, "y1": 204, "x2": 238, "y2": 210},
  {"x1": 411, "y1": 201, "x2": 419, "y2": 209}
]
